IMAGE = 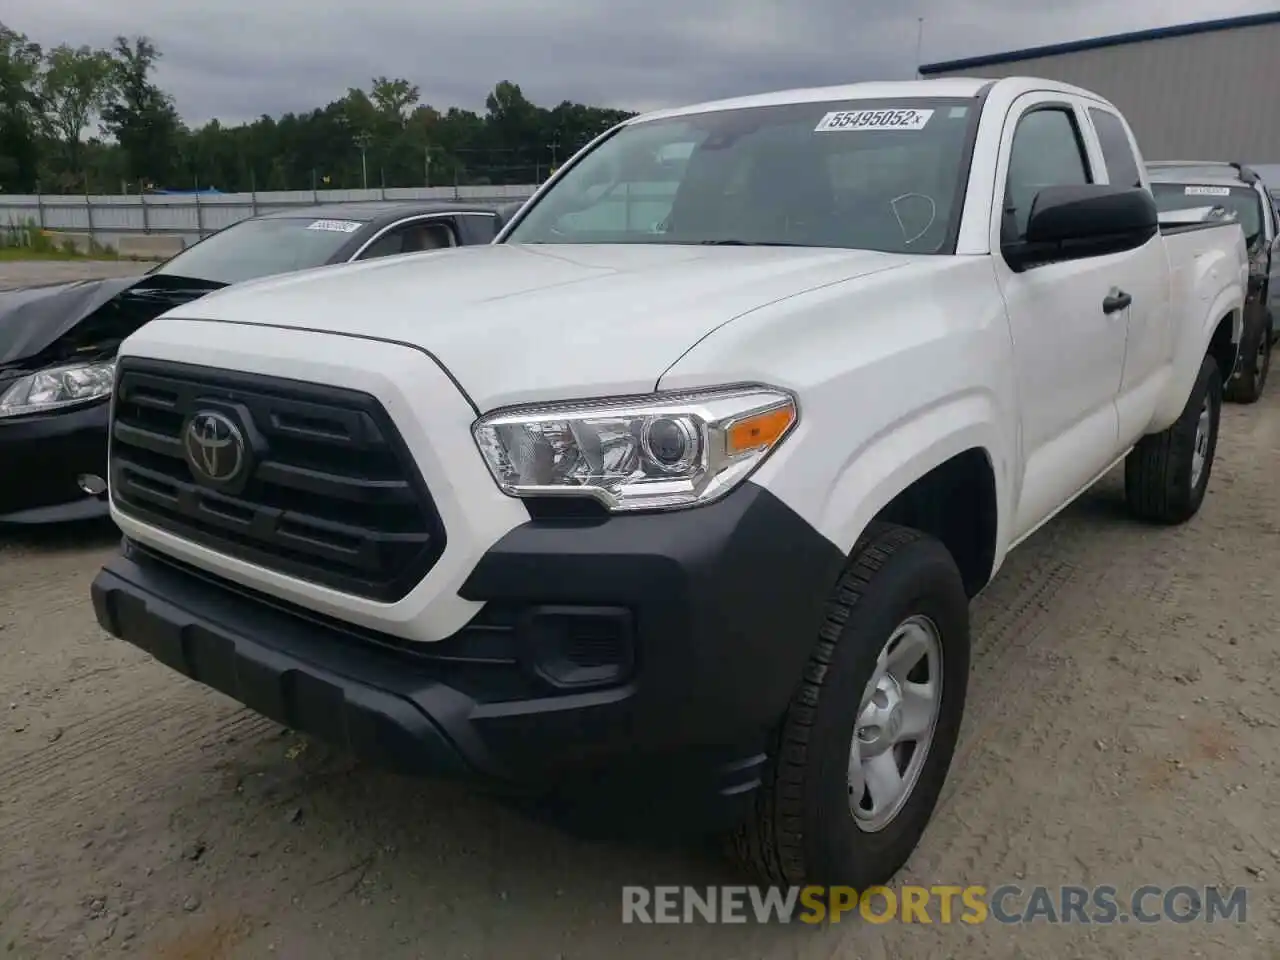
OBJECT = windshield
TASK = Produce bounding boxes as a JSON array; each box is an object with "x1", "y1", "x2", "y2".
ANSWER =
[
  {"x1": 1150, "y1": 182, "x2": 1262, "y2": 243},
  {"x1": 504, "y1": 98, "x2": 981, "y2": 254},
  {"x1": 154, "y1": 216, "x2": 365, "y2": 285}
]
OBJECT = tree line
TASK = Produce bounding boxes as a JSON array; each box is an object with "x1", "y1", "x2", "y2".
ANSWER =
[{"x1": 0, "y1": 22, "x2": 637, "y2": 195}]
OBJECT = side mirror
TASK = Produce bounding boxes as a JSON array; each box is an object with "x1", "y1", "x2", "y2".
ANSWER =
[{"x1": 1003, "y1": 184, "x2": 1158, "y2": 271}]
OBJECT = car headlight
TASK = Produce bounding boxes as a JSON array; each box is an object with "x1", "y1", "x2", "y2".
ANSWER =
[
  {"x1": 473, "y1": 386, "x2": 797, "y2": 511},
  {"x1": 0, "y1": 360, "x2": 116, "y2": 419}
]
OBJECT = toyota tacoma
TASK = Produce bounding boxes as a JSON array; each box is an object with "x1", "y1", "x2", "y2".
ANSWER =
[{"x1": 90, "y1": 77, "x2": 1246, "y2": 887}]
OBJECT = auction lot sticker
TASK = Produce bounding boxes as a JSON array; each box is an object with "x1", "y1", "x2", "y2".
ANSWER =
[
  {"x1": 815, "y1": 108, "x2": 934, "y2": 132},
  {"x1": 1184, "y1": 186, "x2": 1231, "y2": 197},
  {"x1": 306, "y1": 219, "x2": 362, "y2": 233}
]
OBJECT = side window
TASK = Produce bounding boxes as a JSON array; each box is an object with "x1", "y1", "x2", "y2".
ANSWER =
[
  {"x1": 1003, "y1": 107, "x2": 1092, "y2": 243},
  {"x1": 465, "y1": 214, "x2": 501, "y2": 243},
  {"x1": 1088, "y1": 108, "x2": 1143, "y2": 189},
  {"x1": 357, "y1": 219, "x2": 458, "y2": 260},
  {"x1": 357, "y1": 229, "x2": 407, "y2": 260},
  {"x1": 401, "y1": 220, "x2": 457, "y2": 252}
]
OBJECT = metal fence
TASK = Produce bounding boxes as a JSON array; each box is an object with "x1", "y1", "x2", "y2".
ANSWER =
[
  {"x1": 7, "y1": 181, "x2": 1275, "y2": 251},
  {"x1": 0, "y1": 185, "x2": 542, "y2": 250}
]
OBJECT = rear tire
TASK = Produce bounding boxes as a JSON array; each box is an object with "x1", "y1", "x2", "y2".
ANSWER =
[
  {"x1": 1224, "y1": 314, "x2": 1270, "y2": 403},
  {"x1": 1124, "y1": 353, "x2": 1221, "y2": 524},
  {"x1": 730, "y1": 523, "x2": 970, "y2": 888}
]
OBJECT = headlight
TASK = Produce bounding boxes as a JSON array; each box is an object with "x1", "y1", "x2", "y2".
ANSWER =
[
  {"x1": 473, "y1": 386, "x2": 797, "y2": 511},
  {"x1": 0, "y1": 360, "x2": 116, "y2": 419}
]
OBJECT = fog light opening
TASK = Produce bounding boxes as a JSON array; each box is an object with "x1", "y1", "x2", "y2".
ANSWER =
[{"x1": 77, "y1": 473, "x2": 107, "y2": 496}]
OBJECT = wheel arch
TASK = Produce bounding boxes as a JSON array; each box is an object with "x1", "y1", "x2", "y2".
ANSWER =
[
  {"x1": 1149, "y1": 298, "x2": 1242, "y2": 431},
  {"x1": 871, "y1": 448, "x2": 1000, "y2": 598},
  {"x1": 811, "y1": 395, "x2": 1010, "y2": 599},
  {"x1": 1207, "y1": 309, "x2": 1240, "y2": 390}
]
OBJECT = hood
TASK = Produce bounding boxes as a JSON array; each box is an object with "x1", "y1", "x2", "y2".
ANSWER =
[
  {"x1": 157, "y1": 243, "x2": 916, "y2": 409},
  {"x1": 0, "y1": 273, "x2": 224, "y2": 370}
]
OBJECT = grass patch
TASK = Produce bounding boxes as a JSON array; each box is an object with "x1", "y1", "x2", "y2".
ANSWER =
[
  {"x1": 0, "y1": 246, "x2": 110, "y2": 262},
  {"x1": 0, "y1": 221, "x2": 118, "y2": 260}
]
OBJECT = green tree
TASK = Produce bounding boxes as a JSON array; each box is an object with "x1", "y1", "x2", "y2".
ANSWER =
[
  {"x1": 0, "y1": 23, "x2": 44, "y2": 192},
  {"x1": 39, "y1": 43, "x2": 114, "y2": 181},
  {"x1": 3, "y1": 24, "x2": 641, "y2": 194},
  {"x1": 101, "y1": 35, "x2": 183, "y2": 188},
  {"x1": 370, "y1": 76, "x2": 419, "y2": 123}
]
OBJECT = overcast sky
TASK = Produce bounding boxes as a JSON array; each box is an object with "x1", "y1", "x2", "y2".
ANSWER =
[{"x1": 8, "y1": 0, "x2": 1279, "y2": 126}]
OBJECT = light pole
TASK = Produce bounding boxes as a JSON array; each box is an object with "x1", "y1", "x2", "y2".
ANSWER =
[{"x1": 354, "y1": 132, "x2": 372, "y2": 190}]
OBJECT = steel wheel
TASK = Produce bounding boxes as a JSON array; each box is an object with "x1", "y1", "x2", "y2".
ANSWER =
[
  {"x1": 1190, "y1": 394, "x2": 1211, "y2": 490},
  {"x1": 848, "y1": 614, "x2": 943, "y2": 832}
]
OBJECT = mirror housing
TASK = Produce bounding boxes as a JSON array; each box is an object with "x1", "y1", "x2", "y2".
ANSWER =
[{"x1": 1003, "y1": 184, "x2": 1158, "y2": 271}]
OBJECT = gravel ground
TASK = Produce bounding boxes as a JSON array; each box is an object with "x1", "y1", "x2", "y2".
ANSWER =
[
  {"x1": 1, "y1": 260, "x2": 1278, "y2": 958},
  {"x1": 0, "y1": 259, "x2": 152, "y2": 291}
]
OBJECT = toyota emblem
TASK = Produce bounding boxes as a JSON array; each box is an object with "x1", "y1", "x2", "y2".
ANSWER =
[{"x1": 184, "y1": 411, "x2": 247, "y2": 485}]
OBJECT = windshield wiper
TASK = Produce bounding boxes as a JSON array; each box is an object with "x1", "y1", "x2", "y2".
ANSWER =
[{"x1": 696, "y1": 239, "x2": 809, "y2": 247}]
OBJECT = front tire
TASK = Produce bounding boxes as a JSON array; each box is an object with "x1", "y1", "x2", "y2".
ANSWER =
[
  {"x1": 730, "y1": 523, "x2": 970, "y2": 888},
  {"x1": 1225, "y1": 314, "x2": 1270, "y2": 404},
  {"x1": 1124, "y1": 353, "x2": 1222, "y2": 524}
]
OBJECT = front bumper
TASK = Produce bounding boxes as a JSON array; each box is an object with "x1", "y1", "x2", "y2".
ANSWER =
[
  {"x1": 0, "y1": 400, "x2": 111, "y2": 524},
  {"x1": 91, "y1": 482, "x2": 845, "y2": 824}
]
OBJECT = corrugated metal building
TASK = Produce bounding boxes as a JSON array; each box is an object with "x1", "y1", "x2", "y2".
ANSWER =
[{"x1": 919, "y1": 12, "x2": 1280, "y2": 169}]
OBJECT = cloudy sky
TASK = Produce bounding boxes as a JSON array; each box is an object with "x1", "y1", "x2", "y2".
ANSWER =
[{"x1": 8, "y1": 0, "x2": 1279, "y2": 126}]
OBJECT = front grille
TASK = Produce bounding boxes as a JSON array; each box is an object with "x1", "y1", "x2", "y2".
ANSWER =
[{"x1": 109, "y1": 357, "x2": 446, "y2": 602}]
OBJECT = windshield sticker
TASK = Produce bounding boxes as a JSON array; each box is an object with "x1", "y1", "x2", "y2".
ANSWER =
[
  {"x1": 306, "y1": 219, "x2": 362, "y2": 233},
  {"x1": 1184, "y1": 186, "x2": 1231, "y2": 197},
  {"x1": 815, "y1": 108, "x2": 934, "y2": 133}
]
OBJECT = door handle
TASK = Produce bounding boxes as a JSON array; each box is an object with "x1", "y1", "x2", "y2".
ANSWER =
[{"x1": 1102, "y1": 288, "x2": 1132, "y2": 315}]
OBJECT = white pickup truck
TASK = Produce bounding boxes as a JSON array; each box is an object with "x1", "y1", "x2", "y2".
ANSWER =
[{"x1": 91, "y1": 77, "x2": 1246, "y2": 888}]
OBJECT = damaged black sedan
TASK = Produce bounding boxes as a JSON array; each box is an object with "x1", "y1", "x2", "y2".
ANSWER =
[{"x1": 0, "y1": 200, "x2": 516, "y2": 525}]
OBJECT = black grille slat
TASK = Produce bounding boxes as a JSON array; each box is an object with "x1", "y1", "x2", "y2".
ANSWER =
[
  {"x1": 112, "y1": 421, "x2": 185, "y2": 459},
  {"x1": 254, "y1": 461, "x2": 418, "y2": 506},
  {"x1": 266, "y1": 405, "x2": 386, "y2": 448},
  {"x1": 109, "y1": 358, "x2": 447, "y2": 602}
]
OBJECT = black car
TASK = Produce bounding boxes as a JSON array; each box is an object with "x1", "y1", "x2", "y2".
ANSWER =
[
  {"x1": 0, "y1": 200, "x2": 516, "y2": 525},
  {"x1": 1147, "y1": 161, "x2": 1280, "y2": 403}
]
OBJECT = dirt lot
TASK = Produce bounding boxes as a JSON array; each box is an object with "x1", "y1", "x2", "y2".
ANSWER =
[
  {"x1": 0, "y1": 259, "x2": 153, "y2": 291},
  {"x1": 2, "y1": 260, "x2": 1278, "y2": 958}
]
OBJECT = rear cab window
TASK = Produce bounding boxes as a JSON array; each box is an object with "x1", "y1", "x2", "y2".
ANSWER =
[{"x1": 1088, "y1": 108, "x2": 1143, "y2": 189}]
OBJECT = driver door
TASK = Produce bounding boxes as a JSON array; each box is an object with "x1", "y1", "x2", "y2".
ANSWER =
[{"x1": 991, "y1": 94, "x2": 1129, "y2": 541}]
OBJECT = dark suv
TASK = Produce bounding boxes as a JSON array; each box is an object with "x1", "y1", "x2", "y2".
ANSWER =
[{"x1": 1148, "y1": 161, "x2": 1280, "y2": 403}]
